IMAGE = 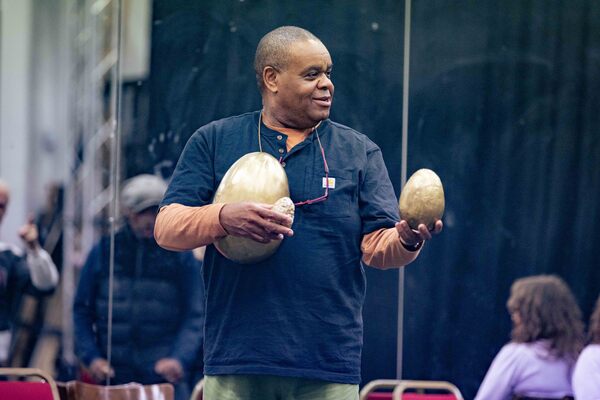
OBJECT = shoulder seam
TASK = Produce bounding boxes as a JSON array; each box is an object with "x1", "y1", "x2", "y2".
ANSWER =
[{"x1": 326, "y1": 120, "x2": 374, "y2": 144}]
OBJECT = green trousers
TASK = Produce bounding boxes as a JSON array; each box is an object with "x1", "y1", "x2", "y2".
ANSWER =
[{"x1": 203, "y1": 374, "x2": 359, "y2": 400}]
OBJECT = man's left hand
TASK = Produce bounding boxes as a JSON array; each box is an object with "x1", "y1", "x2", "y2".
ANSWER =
[
  {"x1": 154, "y1": 358, "x2": 184, "y2": 383},
  {"x1": 395, "y1": 219, "x2": 443, "y2": 247}
]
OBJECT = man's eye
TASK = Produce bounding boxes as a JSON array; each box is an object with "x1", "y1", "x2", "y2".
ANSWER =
[{"x1": 325, "y1": 71, "x2": 332, "y2": 78}]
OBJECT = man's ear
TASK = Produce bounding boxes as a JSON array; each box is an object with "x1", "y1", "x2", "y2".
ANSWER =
[{"x1": 263, "y1": 66, "x2": 279, "y2": 94}]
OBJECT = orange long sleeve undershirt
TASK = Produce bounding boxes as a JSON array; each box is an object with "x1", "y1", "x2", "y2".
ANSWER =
[
  {"x1": 360, "y1": 224, "x2": 421, "y2": 268},
  {"x1": 154, "y1": 203, "x2": 227, "y2": 251},
  {"x1": 154, "y1": 203, "x2": 421, "y2": 268},
  {"x1": 155, "y1": 120, "x2": 421, "y2": 268}
]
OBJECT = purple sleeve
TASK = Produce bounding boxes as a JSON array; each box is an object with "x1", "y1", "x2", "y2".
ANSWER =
[
  {"x1": 475, "y1": 343, "x2": 521, "y2": 400},
  {"x1": 572, "y1": 345, "x2": 600, "y2": 400}
]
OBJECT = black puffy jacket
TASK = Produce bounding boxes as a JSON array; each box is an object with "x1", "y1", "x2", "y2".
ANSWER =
[{"x1": 73, "y1": 225, "x2": 204, "y2": 384}]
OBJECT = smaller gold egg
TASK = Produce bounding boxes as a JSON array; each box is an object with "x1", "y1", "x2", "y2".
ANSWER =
[{"x1": 399, "y1": 168, "x2": 445, "y2": 230}]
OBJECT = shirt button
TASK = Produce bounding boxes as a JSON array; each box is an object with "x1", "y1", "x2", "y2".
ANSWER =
[
  {"x1": 281, "y1": 162, "x2": 286, "y2": 167},
  {"x1": 277, "y1": 135, "x2": 283, "y2": 140},
  {"x1": 278, "y1": 148, "x2": 284, "y2": 154}
]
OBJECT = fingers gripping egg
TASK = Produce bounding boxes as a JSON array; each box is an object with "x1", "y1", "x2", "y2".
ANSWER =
[
  {"x1": 213, "y1": 152, "x2": 294, "y2": 263},
  {"x1": 399, "y1": 168, "x2": 445, "y2": 230}
]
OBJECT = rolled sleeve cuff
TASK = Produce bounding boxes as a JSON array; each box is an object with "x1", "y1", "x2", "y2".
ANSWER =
[{"x1": 361, "y1": 227, "x2": 422, "y2": 269}]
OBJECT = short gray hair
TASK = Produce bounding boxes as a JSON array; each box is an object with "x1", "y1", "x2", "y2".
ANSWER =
[{"x1": 254, "y1": 26, "x2": 320, "y2": 91}]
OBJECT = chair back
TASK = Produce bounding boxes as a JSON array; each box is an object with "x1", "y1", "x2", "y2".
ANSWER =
[
  {"x1": 56, "y1": 380, "x2": 174, "y2": 400},
  {"x1": 367, "y1": 395, "x2": 456, "y2": 400},
  {"x1": 360, "y1": 379, "x2": 464, "y2": 400},
  {"x1": 189, "y1": 378, "x2": 204, "y2": 400},
  {"x1": 0, "y1": 367, "x2": 60, "y2": 400},
  {"x1": 512, "y1": 397, "x2": 574, "y2": 400}
]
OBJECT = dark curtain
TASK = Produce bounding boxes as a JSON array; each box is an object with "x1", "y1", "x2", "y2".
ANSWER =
[
  {"x1": 404, "y1": 1, "x2": 600, "y2": 398},
  {"x1": 143, "y1": 0, "x2": 407, "y2": 178},
  {"x1": 134, "y1": 1, "x2": 600, "y2": 398}
]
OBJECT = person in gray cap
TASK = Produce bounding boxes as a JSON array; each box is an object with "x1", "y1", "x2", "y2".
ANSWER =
[{"x1": 73, "y1": 174, "x2": 204, "y2": 400}]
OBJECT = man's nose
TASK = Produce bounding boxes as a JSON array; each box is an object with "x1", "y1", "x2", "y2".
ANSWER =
[{"x1": 317, "y1": 75, "x2": 334, "y2": 91}]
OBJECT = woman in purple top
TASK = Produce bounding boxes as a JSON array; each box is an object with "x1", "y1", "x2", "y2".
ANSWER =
[
  {"x1": 572, "y1": 295, "x2": 600, "y2": 400},
  {"x1": 475, "y1": 275, "x2": 584, "y2": 400}
]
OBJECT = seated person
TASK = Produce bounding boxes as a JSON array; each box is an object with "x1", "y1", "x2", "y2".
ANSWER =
[
  {"x1": 475, "y1": 275, "x2": 584, "y2": 400},
  {"x1": 572, "y1": 294, "x2": 600, "y2": 400}
]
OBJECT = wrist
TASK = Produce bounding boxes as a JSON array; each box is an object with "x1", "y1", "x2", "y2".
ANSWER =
[
  {"x1": 401, "y1": 240, "x2": 423, "y2": 252},
  {"x1": 217, "y1": 204, "x2": 231, "y2": 235},
  {"x1": 25, "y1": 242, "x2": 41, "y2": 254}
]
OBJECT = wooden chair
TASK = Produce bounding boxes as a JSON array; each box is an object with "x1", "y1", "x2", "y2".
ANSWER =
[
  {"x1": 189, "y1": 378, "x2": 204, "y2": 400},
  {"x1": 0, "y1": 367, "x2": 60, "y2": 400},
  {"x1": 360, "y1": 379, "x2": 464, "y2": 400},
  {"x1": 56, "y1": 380, "x2": 174, "y2": 400}
]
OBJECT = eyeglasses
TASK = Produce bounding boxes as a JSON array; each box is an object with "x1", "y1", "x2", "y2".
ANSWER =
[
  {"x1": 258, "y1": 113, "x2": 329, "y2": 207},
  {"x1": 293, "y1": 129, "x2": 329, "y2": 206}
]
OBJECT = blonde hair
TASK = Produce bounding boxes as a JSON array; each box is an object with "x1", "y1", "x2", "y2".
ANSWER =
[{"x1": 507, "y1": 275, "x2": 584, "y2": 359}]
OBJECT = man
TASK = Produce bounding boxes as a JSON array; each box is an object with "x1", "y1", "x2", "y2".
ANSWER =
[
  {"x1": 0, "y1": 179, "x2": 59, "y2": 366},
  {"x1": 73, "y1": 174, "x2": 204, "y2": 400},
  {"x1": 154, "y1": 26, "x2": 443, "y2": 400}
]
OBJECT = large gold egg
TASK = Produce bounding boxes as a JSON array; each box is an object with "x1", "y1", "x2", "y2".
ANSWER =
[
  {"x1": 213, "y1": 152, "x2": 290, "y2": 263},
  {"x1": 399, "y1": 168, "x2": 445, "y2": 230}
]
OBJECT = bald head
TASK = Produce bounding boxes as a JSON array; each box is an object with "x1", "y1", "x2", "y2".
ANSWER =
[
  {"x1": 254, "y1": 26, "x2": 322, "y2": 92},
  {"x1": 0, "y1": 180, "x2": 9, "y2": 225}
]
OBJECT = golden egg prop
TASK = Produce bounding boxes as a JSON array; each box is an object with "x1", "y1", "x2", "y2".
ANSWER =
[
  {"x1": 399, "y1": 168, "x2": 445, "y2": 230},
  {"x1": 213, "y1": 152, "x2": 291, "y2": 264}
]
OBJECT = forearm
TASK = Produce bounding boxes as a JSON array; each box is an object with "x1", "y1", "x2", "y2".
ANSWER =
[
  {"x1": 171, "y1": 319, "x2": 203, "y2": 368},
  {"x1": 154, "y1": 203, "x2": 228, "y2": 251},
  {"x1": 72, "y1": 262, "x2": 100, "y2": 365},
  {"x1": 361, "y1": 227, "x2": 422, "y2": 269},
  {"x1": 26, "y1": 247, "x2": 59, "y2": 290},
  {"x1": 73, "y1": 304, "x2": 103, "y2": 366}
]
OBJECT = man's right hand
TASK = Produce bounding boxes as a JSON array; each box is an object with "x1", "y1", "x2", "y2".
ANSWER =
[
  {"x1": 89, "y1": 358, "x2": 115, "y2": 382},
  {"x1": 18, "y1": 215, "x2": 41, "y2": 251},
  {"x1": 219, "y1": 202, "x2": 294, "y2": 243}
]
